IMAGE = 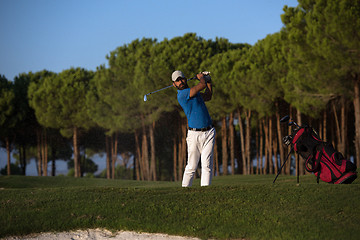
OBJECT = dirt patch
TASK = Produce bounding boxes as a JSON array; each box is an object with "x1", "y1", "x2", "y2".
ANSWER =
[{"x1": 3, "y1": 228, "x2": 200, "y2": 240}]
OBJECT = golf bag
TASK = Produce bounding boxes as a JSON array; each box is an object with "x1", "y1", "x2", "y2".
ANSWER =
[
  {"x1": 291, "y1": 126, "x2": 357, "y2": 183},
  {"x1": 279, "y1": 116, "x2": 357, "y2": 184}
]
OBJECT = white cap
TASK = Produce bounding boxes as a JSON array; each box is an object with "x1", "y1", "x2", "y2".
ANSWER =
[{"x1": 171, "y1": 70, "x2": 185, "y2": 82}]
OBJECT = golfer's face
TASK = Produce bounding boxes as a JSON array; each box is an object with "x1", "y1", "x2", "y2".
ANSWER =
[{"x1": 174, "y1": 78, "x2": 187, "y2": 90}]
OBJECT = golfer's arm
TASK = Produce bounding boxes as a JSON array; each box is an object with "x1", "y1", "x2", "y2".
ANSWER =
[
  {"x1": 189, "y1": 81, "x2": 206, "y2": 98},
  {"x1": 201, "y1": 82, "x2": 212, "y2": 101}
]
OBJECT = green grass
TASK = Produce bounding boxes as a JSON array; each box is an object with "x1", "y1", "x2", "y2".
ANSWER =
[{"x1": 0, "y1": 174, "x2": 359, "y2": 240}]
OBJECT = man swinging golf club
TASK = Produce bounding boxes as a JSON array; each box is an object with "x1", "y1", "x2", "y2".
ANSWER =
[{"x1": 172, "y1": 70, "x2": 216, "y2": 187}]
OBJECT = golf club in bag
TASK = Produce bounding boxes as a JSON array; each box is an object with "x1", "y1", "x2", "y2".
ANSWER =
[
  {"x1": 143, "y1": 71, "x2": 211, "y2": 101},
  {"x1": 273, "y1": 115, "x2": 357, "y2": 184}
]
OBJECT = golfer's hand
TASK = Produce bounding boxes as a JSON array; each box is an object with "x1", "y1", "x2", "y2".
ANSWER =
[{"x1": 197, "y1": 73, "x2": 206, "y2": 84}]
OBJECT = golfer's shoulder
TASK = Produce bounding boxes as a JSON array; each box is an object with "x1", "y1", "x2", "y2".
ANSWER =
[{"x1": 178, "y1": 88, "x2": 190, "y2": 96}]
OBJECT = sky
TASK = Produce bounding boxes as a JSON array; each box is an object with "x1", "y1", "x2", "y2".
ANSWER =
[{"x1": 0, "y1": 0, "x2": 299, "y2": 81}]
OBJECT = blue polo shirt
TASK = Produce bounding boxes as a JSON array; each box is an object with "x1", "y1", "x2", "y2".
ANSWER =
[{"x1": 177, "y1": 88, "x2": 212, "y2": 129}]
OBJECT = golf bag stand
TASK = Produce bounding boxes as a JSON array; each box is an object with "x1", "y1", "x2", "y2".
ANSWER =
[{"x1": 273, "y1": 146, "x2": 293, "y2": 183}]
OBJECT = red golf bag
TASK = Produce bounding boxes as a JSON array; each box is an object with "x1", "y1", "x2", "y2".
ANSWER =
[
  {"x1": 292, "y1": 126, "x2": 357, "y2": 183},
  {"x1": 274, "y1": 116, "x2": 357, "y2": 184}
]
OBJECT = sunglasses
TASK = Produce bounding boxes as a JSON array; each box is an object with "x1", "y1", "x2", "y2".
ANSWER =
[{"x1": 175, "y1": 77, "x2": 185, "y2": 82}]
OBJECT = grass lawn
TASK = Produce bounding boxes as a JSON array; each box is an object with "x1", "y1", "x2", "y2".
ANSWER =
[{"x1": 0, "y1": 174, "x2": 359, "y2": 239}]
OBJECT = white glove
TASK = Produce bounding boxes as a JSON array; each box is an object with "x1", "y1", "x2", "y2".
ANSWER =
[{"x1": 202, "y1": 71, "x2": 211, "y2": 82}]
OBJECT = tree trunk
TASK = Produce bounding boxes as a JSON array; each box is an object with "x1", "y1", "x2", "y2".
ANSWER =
[
  {"x1": 330, "y1": 118, "x2": 336, "y2": 151},
  {"x1": 52, "y1": 147, "x2": 56, "y2": 176},
  {"x1": 259, "y1": 120, "x2": 264, "y2": 174},
  {"x1": 268, "y1": 117, "x2": 273, "y2": 175},
  {"x1": 134, "y1": 131, "x2": 141, "y2": 180},
  {"x1": 182, "y1": 121, "x2": 187, "y2": 172},
  {"x1": 178, "y1": 119, "x2": 187, "y2": 180},
  {"x1": 272, "y1": 132, "x2": 278, "y2": 175},
  {"x1": 245, "y1": 110, "x2": 251, "y2": 174},
  {"x1": 177, "y1": 130, "x2": 183, "y2": 181},
  {"x1": 276, "y1": 110, "x2": 285, "y2": 175},
  {"x1": 323, "y1": 110, "x2": 327, "y2": 142},
  {"x1": 237, "y1": 109, "x2": 246, "y2": 175},
  {"x1": 112, "y1": 132, "x2": 118, "y2": 179},
  {"x1": 141, "y1": 123, "x2": 150, "y2": 180},
  {"x1": 296, "y1": 109, "x2": 303, "y2": 175},
  {"x1": 332, "y1": 101, "x2": 342, "y2": 153},
  {"x1": 285, "y1": 107, "x2": 293, "y2": 175},
  {"x1": 173, "y1": 137, "x2": 177, "y2": 181},
  {"x1": 22, "y1": 146, "x2": 26, "y2": 175},
  {"x1": 228, "y1": 112, "x2": 235, "y2": 175},
  {"x1": 111, "y1": 135, "x2": 115, "y2": 179},
  {"x1": 42, "y1": 129, "x2": 48, "y2": 177},
  {"x1": 150, "y1": 121, "x2": 157, "y2": 181},
  {"x1": 221, "y1": 116, "x2": 228, "y2": 175},
  {"x1": 214, "y1": 139, "x2": 219, "y2": 176},
  {"x1": 105, "y1": 136, "x2": 111, "y2": 179},
  {"x1": 340, "y1": 97, "x2": 347, "y2": 156},
  {"x1": 263, "y1": 119, "x2": 268, "y2": 174},
  {"x1": 41, "y1": 130, "x2": 46, "y2": 176},
  {"x1": 341, "y1": 97, "x2": 349, "y2": 156},
  {"x1": 115, "y1": 133, "x2": 119, "y2": 179},
  {"x1": 36, "y1": 130, "x2": 42, "y2": 176},
  {"x1": 6, "y1": 138, "x2": 11, "y2": 175},
  {"x1": 73, "y1": 127, "x2": 79, "y2": 177},
  {"x1": 353, "y1": 78, "x2": 360, "y2": 167},
  {"x1": 19, "y1": 146, "x2": 25, "y2": 175},
  {"x1": 45, "y1": 133, "x2": 48, "y2": 176}
]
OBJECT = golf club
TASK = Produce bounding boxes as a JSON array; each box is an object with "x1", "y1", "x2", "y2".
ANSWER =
[
  {"x1": 280, "y1": 115, "x2": 300, "y2": 128},
  {"x1": 143, "y1": 76, "x2": 197, "y2": 102}
]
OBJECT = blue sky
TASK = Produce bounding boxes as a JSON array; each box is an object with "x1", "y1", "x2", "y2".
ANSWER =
[{"x1": 0, "y1": 0, "x2": 298, "y2": 81}]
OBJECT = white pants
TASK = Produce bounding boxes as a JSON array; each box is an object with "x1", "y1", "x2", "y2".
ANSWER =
[{"x1": 182, "y1": 127, "x2": 216, "y2": 187}]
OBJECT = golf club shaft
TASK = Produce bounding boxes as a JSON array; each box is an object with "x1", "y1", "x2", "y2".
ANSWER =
[
  {"x1": 144, "y1": 76, "x2": 197, "y2": 101},
  {"x1": 146, "y1": 84, "x2": 172, "y2": 96}
]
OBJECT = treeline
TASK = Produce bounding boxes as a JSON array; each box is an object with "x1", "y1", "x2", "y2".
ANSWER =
[{"x1": 1, "y1": 0, "x2": 359, "y2": 180}]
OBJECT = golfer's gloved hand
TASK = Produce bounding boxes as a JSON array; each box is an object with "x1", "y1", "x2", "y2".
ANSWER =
[{"x1": 202, "y1": 71, "x2": 211, "y2": 83}]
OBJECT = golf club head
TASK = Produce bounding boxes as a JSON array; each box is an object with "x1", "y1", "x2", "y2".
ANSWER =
[
  {"x1": 280, "y1": 115, "x2": 301, "y2": 128},
  {"x1": 143, "y1": 95, "x2": 148, "y2": 102},
  {"x1": 280, "y1": 115, "x2": 290, "y2": 123}
]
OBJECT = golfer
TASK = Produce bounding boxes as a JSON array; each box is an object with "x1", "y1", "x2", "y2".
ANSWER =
[{"x1": 172, "y1": 70, "x2": 216, "y2": 187}]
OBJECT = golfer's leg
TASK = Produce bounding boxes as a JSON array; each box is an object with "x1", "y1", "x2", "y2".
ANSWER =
[
  {"x1": 182, "y1": 131, "x2": 200, "y2": 187},
  {"x1": 200, "y1": 128, "x2": 216, "y2": 186}
]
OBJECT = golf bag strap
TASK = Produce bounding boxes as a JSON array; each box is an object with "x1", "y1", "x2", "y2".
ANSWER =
[{"x1": 305, "y1": 148, "x2": 322, "y2": 173}]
